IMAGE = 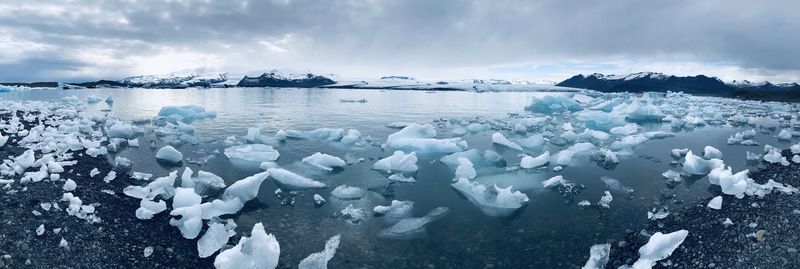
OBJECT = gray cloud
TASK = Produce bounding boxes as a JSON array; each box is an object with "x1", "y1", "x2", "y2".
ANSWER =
[{"x1": 0, "y1": 0, "x2": 798, "y2": 82}]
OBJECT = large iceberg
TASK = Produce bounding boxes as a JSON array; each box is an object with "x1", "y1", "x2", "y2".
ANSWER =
[
  {"x1": 385, "y1": 123, "x2": 467, "y2": 154},
  {"x1": 451, "y1": 178, "x2": 529, "y2": 217}
]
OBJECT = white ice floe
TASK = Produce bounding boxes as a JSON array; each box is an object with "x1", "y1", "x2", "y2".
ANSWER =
[
  {"x1": 224, "y1": 144, "x2": 280, "y2": 170},
  {"x1": 491, "y1": 132, "x2": 523, "y2": 150},
  {"x1": 156, "y1": 145, "x2": 183, "y2": 164},
  {"x1": 298, "y1": 234, "x2": 341, "y2": 269},
  {"x1": 330, "y1": 185, "x2": 366, "y2": 200},
  {"x1": 373, "y1": 151, "x2": 418, "y2": 173},
  {"x1": 384, "y1": 123, "x2": 467, "y2": 154},
  {"x1": 214, "y1": 223, "x2": 280, "y2": 269},
  {"x1": 520, "y1": 151, "x2": 549, "y2": 169},
  {"x1": 267, "y1": 168, "x2": 326, "y2": 191},
  {"x1": 378, "y1": 207, "x2": 450, "y2": 239},
  {"x1": 625, "y1": 230, "x2": 688, "y2": 269},
  {"x1": 451, "y1": 178, "x2": 529, "y2": 217},
  {"x1": 581, "y1": 243, "x2": 611, "y2": 269},
  {"x1": 302, "y1": 152, "x2": 346, "y2": 171}
]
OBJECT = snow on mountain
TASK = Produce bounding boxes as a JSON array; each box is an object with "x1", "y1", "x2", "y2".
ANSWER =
[
  {"x1": 580, "y1": 72, "x2": 669, "y2": 81},
  {"x1": 236, "y1": 69, "x2": 336, "y2": 87},
  {"x1": 121, "y1": 72, "x2": 228, "y2": 88}
]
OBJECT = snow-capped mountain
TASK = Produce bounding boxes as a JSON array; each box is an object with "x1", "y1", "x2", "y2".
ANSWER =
[
  {"x1": 121, "y1": 73, "x2": 229, "y2": 88},
  {"x1": 236, "y1": 70, "x2": 336, "y2": 87}
]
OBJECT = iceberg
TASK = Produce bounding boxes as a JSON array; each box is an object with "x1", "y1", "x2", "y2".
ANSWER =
[
  {"x1": 581, "y1": 243, "x2": 611, "y2": 269},
  {"x1": 520, "y1": 151, "x2": 549, "y2": 169},
  {"x1": 682, "y1": 151, "x2": 722, "y2": 175},
  {"x1": 525, "y1": 95, "x2": 582, "y2": 114},
  {"x1": 330, "y1": 185, "x2": 367, "y2": 200},
  {"x1": 224, "y1": 144, "x2": 280, "y2": 170},
  {"x1": 373, "y1": 151, "x2": 418, "y2": 173},
  {"x1": 155, "y1": 146, "x2": 183, "y2": 164},
  {"x1": 491, "y1": 132, "x2": 523, "y2": 150},
  {"x1": 451, "y1": 178, "x2": 529, "y2": 217},
  {"x1": 298, "y1": 234, "x2": 341, "y2": 269},
  {"x1": 627, "y1": 230, "x2": 688, "y2": 269},
  {"x1": 385, "y1": 123, "x2": 467, "y2": 154},
  {"x1": 214, "y1": 223, "x2": 280, "y2": 269},
  {"x1": 267, "y1": 168, "x2": 326, "y2": 191},
  {"x1": 302, "y1": 152, "x2": 346, "y2": 171},
  {"x1": 158, "y1": 105, "x2": 216, "y2": 123},
  {"x1": 378, "y1": 207, "x2": 450, "y2": 239}
]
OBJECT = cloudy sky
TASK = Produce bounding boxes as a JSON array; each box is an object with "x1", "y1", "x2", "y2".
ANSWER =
[{"x1": 0, "y1": 0, "x2": 798, "y2": 83}]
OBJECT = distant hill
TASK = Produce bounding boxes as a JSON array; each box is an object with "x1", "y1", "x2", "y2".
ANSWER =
[
  {"x1": 557, "y1": 72, "x2": 800, "y2": 100},
  {"x1": 237, "y1": 71, "x2": 335, "y2": 87}
]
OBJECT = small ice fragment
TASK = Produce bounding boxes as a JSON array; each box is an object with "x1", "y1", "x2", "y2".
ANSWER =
[
  {"x1": 144, "y1": 246, "x2": 154, "y2": 257},
  {"x1": 298, "y1": 234, "x2": 341, "y2": 269},
  {"x1": 156, "y1": 145, "x2": 183, "y2": 164},
  {"x1": 36, "y1": 224, "x2": 45, "y2": 236},
  {"x1": 629, "y1": 230, "x2": 689, "y2": 269},
  {"x1": 63, "y1": 179, "x2": 77, "y2": 191},
  {"x1": 597, "y1": 191, "x2": 613, "y2": 208},
  {"x1": 89, "y1": 168, "x2": 100, "y2": 177},
  {"x1": 313, "y1": 194, "x2": 326, "y2": 206},
  {"x1": 581, "y1": 243, "x2": 611, "y2": 269},
  {"x1": 703, "y1": 146, "x2": 723, "y2": 159},
  {"x1": 59, "y1": 238, "x2": 69, "y2": 248},
  {"x1": 339, "y1": 204, "x2": 368, "y2": 224},
  {"x1": 330, "y1": 185, "x2": 366, "y2": 200},
  {"x1": 707, "y1": 196, "x2": 722, "y2": 210},
  {"x1": 387, "y1": 173, "x2": 416, "y2": 183},
  {"x1": 722, "y1": 218, "x2": 734, "y2": 226},
  {"x1": 520, "y1": 151, "x2": 549, "y2": 169}
]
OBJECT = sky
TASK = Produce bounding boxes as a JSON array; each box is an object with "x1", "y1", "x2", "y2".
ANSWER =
[{"x1": 0, "y1": 0, "x2": 799, "y2": 83}]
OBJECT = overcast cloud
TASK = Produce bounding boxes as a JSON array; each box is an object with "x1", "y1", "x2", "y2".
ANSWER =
[{"x1": 0, "y1": 0, "x2": 798, "y2": 82}]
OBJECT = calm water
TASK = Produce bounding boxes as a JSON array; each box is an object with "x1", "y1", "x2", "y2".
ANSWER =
[{"x1": 1, "y1": 88, "x2": 792, "y2": 268}]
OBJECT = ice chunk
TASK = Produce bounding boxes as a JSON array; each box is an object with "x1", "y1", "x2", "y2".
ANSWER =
[
  {"x1": 378, "y1": 207, "x2": 449, "y2": 239},
  {"x1": 330, "y1": 185, "x2": 366, "y2": 200},
  {"x1": 597, "y1": 191, "x2": 613, "y2": 208},
  {"x1": 373, "y1": 151, "x2": 418, "y2": 173},
  {"x1": 156, "y1": 146, "x2": 183, "y2": 164},
  {"x1": 763, "y1": 147, "x2": 790, "y2": 166},
  {"x1": 340, "y1": 204, "x2": 368, "y2": 224},
  {"x1": 520, "y1": 151, "x2": 549, "y2": 169},
  {"x1": 16, "y1": 150, "x2": 35, "y2": 169},
  {"x1": 181, "y1": 167, "x2": 227, "y2": 195},
  {"x1": 629, "y1": 230, "x2": 689, "y2": 269},
  {"x1": 624, "y1": 101, "x2": 665, "y2": 121},
  {"x1": 554, "y1": 142, "x2": 595, "y2": 166},
  {"x1": 63, "y1": 179, "x2": 77, "y2": 191},
  {"x1": 387, "y1": 173, "x2": 416, "y2": 183},
  {"x1": 198, "y1": 223, "x2": 232, "y2": 258},
  {"x1": 302, "y1": 153, "x2": 346, "y2": 171},
  {"x1": 225, "y1": 144, "x2": 280, "y2": 170},
  {"x1": 682, "y1": 151, "x2": 722, "y2": 175},
  {"x1": 703, "y1": 146, "x2": 723, "y2": 159},
  {"x1": 0, "y1": 134, "x2": 8, "y2": 148},
  {"x1": 707, "y1": 196, "x2": 722, "y2": 209},
  {"x1": 455, "y1": 157, "x2": 477, "y2": 180},
  {"x1": 777, "y1": 129, "x2": 793, "y2": 140},
  {"x1": 36, "y1": 224, "x2": 45, "y2": 236},
  {"x1": 267, "y1": 168, "x2": 326, "y2": 191},
  {"x1": 313, "y1": 194, "x2": 327, "y2": 206},
  {"x1": 451, "y1": 178, "x2": 529, "y2": 217},
  {"x1": 136, "y1": 199, "x2": 167, "y2": 220},
  {"x1": 610, "y1": 123, "x2": 639, "y2": 136},
  {"x1": 491, "y1": 132, "x2": 523, "y2": 150},
  {"x1": 385, "y1": 123, "x2": 467, "y2": 154},
  {"x1": 221, "y1": 171, "x2": 270, "y2": 203},
  {"x1": 575, "y1": 110, "x2": 626, "y2": 131},
  {"x1": 144, "y1": 246, "x2": 154, "y2": 258},
  {"x1": 86, "y1": 95, "x2": 102, "y2": 104},
  {"x1": 670, "y1": 148, "x2": 689, "y2": 158},
  {"x1": 581, "y1": 243, "x2": 611, "y2": 269},
  {"x1": 298, "y1": 234, "x2": 341, "y2": 269},
  {"x1": 214, "y1": 223, "x2": 280, "y2": 269},
  {"x1": 541, "y1": 175, "x2": 566, "y2": 188},
  {"x1": 373, "y1": 200, "x2": 414, "y2": 219},
  {"x1": 516, "y1": 134, "x2": 545, "y2": 150},
  {"x1": 158, "y1": 105, "x2": 216, "y2": 122},
  {"x1": 599, "y1": 176, "x2": 633, "y2": 194},
  {"x1": 170, "y1": 187, "x2": 203, "y2": 239},
  {"x1": 525, "y1": 95, "x2": 582, "y2": 114}
]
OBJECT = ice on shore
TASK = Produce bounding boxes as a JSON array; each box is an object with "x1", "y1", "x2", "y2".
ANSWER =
[
  {"x1": 492, "y1": 132, "x2": 523, "y2": 150},
  {"x1": 136, "y1": 199, "x2": 167, "y2": 220},
  {"x1": 707, "y1": 196, "x2": 722, "y2": 209},
  {"x1": 267, "y1": 168, "x2": 326, "y2": 191},
  {"x1": 181, "y1": 168, "x2": 227, "y2": 196},
  {"x1": 581, "y1": 243, "x2": 611, "y2": 269},
  {"x1": 298, "y1": 234, "x2": 341, "y2": 269},
  {"x1": 224, "y1": 144, "x2": 280, "y2": 170},
  {"x1": 373, "y1": 151, "x2": 418, "y2": 173},
  {"x1": 378, "y1": 207, "x2": 449, "y2": 239},
  {"x1": 302, "y1": 153, "x2": 346, "y2": 171},
  {"x1": 626, "y1": 230, "x2": 689, "y2": 269},
  {"x1": 198, "y1": 223, "x2": 232, "y2": 258},
  {"x1": 385, "y1": 123, "x2": 467, "y2": 154},
  {"x1": 156, "y1": 146, "x2": 183, "y2": 164},
  {"x1": 170, "y1": 187, "x2": 203, "y2": 239},
  {"x1": 214, "y1": 223, "x2": 280, "y2": 269},
  {"x1": 451, "y1": 178, "x2": 529, "y2": 217},
  {"x1": 520, "y1": 151, "x2": 549, "y2": 169}
]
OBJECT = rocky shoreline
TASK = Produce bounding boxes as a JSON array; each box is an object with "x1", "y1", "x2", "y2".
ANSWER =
[
  {"x1": 0, "y1": 112, "x2": 214, "y2": 268},
  {"x1": 605, "y1": 149, "x2": 800, "y2": 268}
]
